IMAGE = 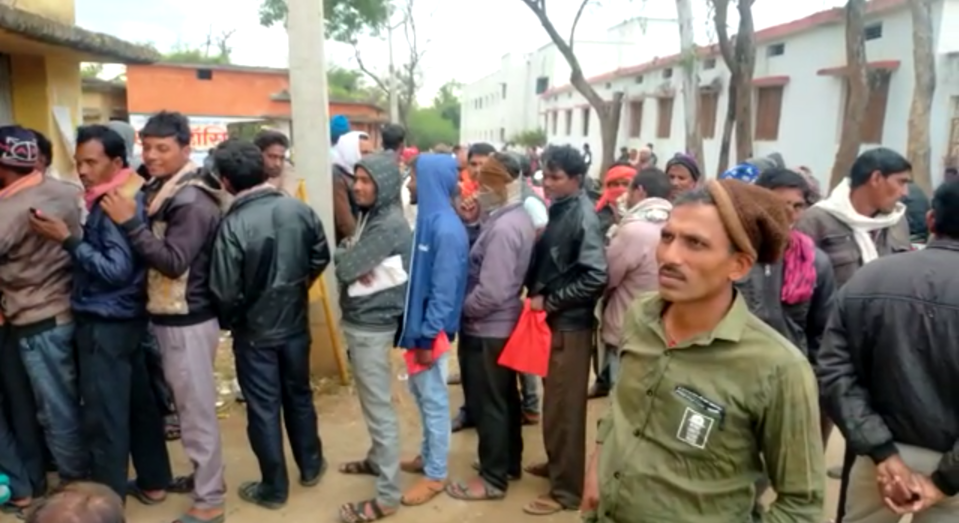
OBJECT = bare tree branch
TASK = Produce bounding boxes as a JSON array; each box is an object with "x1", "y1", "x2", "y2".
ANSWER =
[
  {"x1": 569, "y1": 0, "x2": 590, "y2": 52},
  {"x1": 711, "y1": 0, "x2": 735, "y2": 71},
  {"x1": 352, "y1": 43, "x2": 389, "y2": 93}
]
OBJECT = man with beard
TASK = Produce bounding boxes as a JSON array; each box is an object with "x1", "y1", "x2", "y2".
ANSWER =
[
  {"x1": 522, "y1": 144, "x2": 607, "y2": 516},
  {"x1": 101, "y1": 111, "x2": 228, "y2": 523},
  {"x1": 445, "y1": 152, "x2": 535, "y2": 502},
  {"x1": 28, "y1": 125, "x2": 173, "y2": 502},
  {"x1": 795, "y1": 147, "x2": 912, "y2": 495},
  {"x1": 209, "y1": 139, "x2": 329, "y2": 510},
  {"x1": 582, "y1": 179, "x2": 825, "y2": 522}
]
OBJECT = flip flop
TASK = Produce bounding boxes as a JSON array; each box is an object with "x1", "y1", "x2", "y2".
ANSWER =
[
  {"x1": 444, "y1": 479, "x2": 505, "y2": 501},
  {"x1": 338, "y1": 499, "x2": 397, "y2": 523},
  {"x1": 523, "y1": 462, "x2": 549, "y2": 479},
  {"x1": 401, "y1": 479, "x2": 445, "y2": 506},
  {"x1": 522, "y1": 495, "x2": 565, "y2": 516},
  {"x1": 339, "y1": 460, "x2": 377, "y2": 477},
  {"x1": 127, "y1": 480, "x2": 166, "y2": 505}
]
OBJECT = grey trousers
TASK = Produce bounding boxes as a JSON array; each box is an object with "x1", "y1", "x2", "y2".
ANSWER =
[
  {"x1": 845, "y1": 442, "x2": 959, "y2": 523},
  {"x1": 343, "y1": 324, "x2": 402, "y2": 507},
  {"x1": 153, "y1": 319, "x2": 226, "y2": 509}
]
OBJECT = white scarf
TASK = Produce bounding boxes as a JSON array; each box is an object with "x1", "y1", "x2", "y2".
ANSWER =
[
  {"x1": 815, "y1": 178, "x2": 906, "y2": 264},
  {"x1": 607, "y1": 196, "x2": 672, "y2": 239}
]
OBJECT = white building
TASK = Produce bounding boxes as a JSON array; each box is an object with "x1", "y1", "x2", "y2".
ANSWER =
[
  {"x1": 537, "y1": 0, "x2": 959, "y2": 184},
  {"x1": 460, "y1": 16, "x2": 680, "y2": 147}
]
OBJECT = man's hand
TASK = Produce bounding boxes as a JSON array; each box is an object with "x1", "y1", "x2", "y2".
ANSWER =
[
  {"x1": 414, "y1": 349, "x2": 434, "y2": 367},
  {"x1": 358, "y1": 273, "x2": 374, "y2": 286},
  {"x1": 101, "y1": 190, "x2": 137, "y2": 224},
  {"x1": 28, "y1": 213, "x2": 70, "y2": 242},
  {"x1": 457, "y1": 197, "x2": 480, "y2": 223},
  {"x1": 529, "y1": 295, "x2": 545, "y2": 312},
  {"x1": 876, "y1": 455, "x2": 922, "y2": 514}
]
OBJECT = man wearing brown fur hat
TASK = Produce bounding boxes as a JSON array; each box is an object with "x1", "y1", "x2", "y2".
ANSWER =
[{"x1": 582, "y1": 179, "x2": 825, "y2": 523}]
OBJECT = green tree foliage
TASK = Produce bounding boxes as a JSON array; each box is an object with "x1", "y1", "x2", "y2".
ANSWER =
[
  {"x1": 162, "y1": 41, "x2": 231, "y2": 64},
  {"x1": 80, "y1": 63, "x2": 103, "y2": 78},
  {"x1": 407, "y1": 107, "x2": 458, "y2": 150},
  {"x1": 259, "y1": 0, "x2": 391, "y2": 42},
  {"x1": 328, "y1": 65, "x2": 381, "y2": 103},
  {"x1": 432, "y1": 80, "x2": 462, "y2": 130},
  {"x1": 510, "y1": 129, "x2": 547, "y2": 148}
]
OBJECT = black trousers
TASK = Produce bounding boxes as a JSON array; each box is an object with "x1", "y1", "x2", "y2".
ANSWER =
[
  {"x1": 76, "y1": 316, "x2": 173, "y2": 499},
  {"x1": 460, "y1": 334, "x2": 523, "y2": 491},
  {"x1": 141, "y1": 328, "x2": 175, "y2": 416},
  {"x1": 0, "y1": 326, "x2": 47, "y2": 497},
  {"x1": 234, "y1": 332, "x2": 323, "y2": 502}
]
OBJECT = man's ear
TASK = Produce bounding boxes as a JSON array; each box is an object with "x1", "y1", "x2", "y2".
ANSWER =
[
  {"x1": 926, "y1": 209, "x2": 935, "y2": 238},
  {"x1": 727, "y1": 251, "x2": 755, "y2": 282}
]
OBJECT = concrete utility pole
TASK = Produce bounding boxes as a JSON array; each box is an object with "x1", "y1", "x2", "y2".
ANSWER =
[
  {"x1": 288, "y1": 0, "x2": 341, "y2": 375},
  {"x1": 387, "y1": 20, "x2": 399, "y2": 123}
]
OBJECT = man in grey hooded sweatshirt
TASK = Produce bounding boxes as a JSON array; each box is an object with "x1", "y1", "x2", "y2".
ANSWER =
[{"x1": 334, "y1": 152, "x2": 412, "y2": 521}]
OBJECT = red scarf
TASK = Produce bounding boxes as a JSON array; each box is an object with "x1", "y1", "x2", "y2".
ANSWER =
[
  {"x1": 781, "y1": 230, "x2": 817, "y2": 305},
  {"x1": 84, "y1": 168, "x2": 134, "y2": 210},
  {"x1": 595, "y1": 165, "x2": 635, "y2": 211},
  {"x1": 0, "y1": 171, "x2": 42, "y2": 200}
]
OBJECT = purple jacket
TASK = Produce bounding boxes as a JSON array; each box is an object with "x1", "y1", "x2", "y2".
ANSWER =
[{"x1": 461, "y1": 203, "x2": 536, "y2": 338}]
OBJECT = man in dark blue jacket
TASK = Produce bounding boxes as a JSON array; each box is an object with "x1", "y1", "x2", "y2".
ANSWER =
[{"x1": 28, "y1": 125, "x2": 173, "y2": 502}]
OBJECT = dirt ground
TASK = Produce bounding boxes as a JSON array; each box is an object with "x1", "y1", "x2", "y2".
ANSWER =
[{"x1": 124, "y1": 349, "x2": 849, "y2": 523}]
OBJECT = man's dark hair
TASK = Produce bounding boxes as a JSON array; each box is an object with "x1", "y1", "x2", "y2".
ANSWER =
[
  {"x1": 381, "y1": 124, "x2": 406, "y2": 151},
  {"x1": 515, "y1": 153, "x2": 532, "y2": 178},
  {"x1": 755, "y1": 167, "x2": 810, "y2": 199},
  {"x1": 213, "y1": 138, "x2": 266, "y2": 192},
  {"x1": 28, "y1": 482, "x2": 125, "y2": 523},
  {"x1": 932, "y1": 179, "x2": 959, "y2": 239},
  {"x1": 32, "y1": 130, "x2": 53, "y2": 167},
  {"x1": 647, "y1": 143, "x2": 655, "y2": 150},
  {"x1": 468, "y1": 142, "x2": 496, "y2": 159},
  {"x1": 631, "y1": 167, "x2": 671, "y2": 199},
  {"x1": 543, "y1": 144, "x2": 587, "y2": 178},
  {"x1": 849, "y1": 147, "x2": 912, "y2": 189},
  {"x1": 77, "y1": 125, "x2": 129, "y2": 168},
  {"x1": 492, "y1": 152, "x2": 521, "y2": 179},
  {"x1": 140, "y1": 111, "x2": 191, "y2": 147},
  {"x1": 452, "y1": 144, "x2": 462, "y2": 154},
  {"x1": 253, "y1": 130, "x2": 289, "y2": 151}
]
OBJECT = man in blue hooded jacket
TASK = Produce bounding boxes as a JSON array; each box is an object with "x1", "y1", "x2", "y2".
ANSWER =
[{"x1": 396, "y1": 153, "x2": 469, "y2": 507}]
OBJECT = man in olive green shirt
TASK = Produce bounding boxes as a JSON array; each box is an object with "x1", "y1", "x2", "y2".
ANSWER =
[{"x1": 583, "y1": 180, "x2": 825, "y2": 522}]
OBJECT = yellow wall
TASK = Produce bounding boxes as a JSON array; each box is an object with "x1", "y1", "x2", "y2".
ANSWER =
[
  {"x1": 81, "y1": 88, "x2": 127, "y2": 124},
  {"x1": 10, "y1": 54, "x2": 81, "y2": 178}
]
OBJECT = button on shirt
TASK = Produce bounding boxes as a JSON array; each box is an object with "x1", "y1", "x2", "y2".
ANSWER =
[{"x1": 594, "y1": 292, "x2": 825, "y2": 523}]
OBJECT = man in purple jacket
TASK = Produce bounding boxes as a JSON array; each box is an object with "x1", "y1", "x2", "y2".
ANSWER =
[{"x1": 445, "y1": 152, "x2": 536, "y2": 501}]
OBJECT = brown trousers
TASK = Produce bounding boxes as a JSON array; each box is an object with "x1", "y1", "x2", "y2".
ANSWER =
[{"x1": 542, "y1": 328, "x2": 592, "y2": 509}]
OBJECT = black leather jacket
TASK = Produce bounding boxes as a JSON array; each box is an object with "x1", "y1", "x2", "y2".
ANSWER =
[
  {"x1": 817, "y1": 239, "x2": 959, "y2": 495},
  {"x1": 209, "y1": 189, "x2": 330, "y2": 344},
  {"x1": 526, "y1": 190, "x2": 608, "y2": 331}
]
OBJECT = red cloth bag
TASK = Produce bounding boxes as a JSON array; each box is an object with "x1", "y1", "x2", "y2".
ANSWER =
[{"x1": 498, "y1": 300, "x2": 552, "y2": 377}]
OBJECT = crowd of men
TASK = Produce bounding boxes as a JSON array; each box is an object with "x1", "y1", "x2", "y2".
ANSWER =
[{"x1": 0, "y1": 107, "x2": 958, "y2": 523}]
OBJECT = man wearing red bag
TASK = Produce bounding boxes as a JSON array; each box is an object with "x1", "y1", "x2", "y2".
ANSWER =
[
  {"x1": 444, "y1": 152, "x2": 536, "y2": 502},
  {"x1": 581, "y1": 179, "x2": 824, "y2": 522},
  {"x1": 522, "y1": 145, "x2": 608, "y2": 516}
]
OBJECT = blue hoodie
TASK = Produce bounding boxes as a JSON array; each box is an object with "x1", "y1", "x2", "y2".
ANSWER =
[{"x1": 398, "y1": 154, "x2": 469, "y2": 350}]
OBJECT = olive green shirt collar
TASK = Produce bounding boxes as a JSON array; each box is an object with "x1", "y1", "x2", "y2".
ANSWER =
[{"x1": 638, "y1": 291, "x2": 750, "y2": 348}]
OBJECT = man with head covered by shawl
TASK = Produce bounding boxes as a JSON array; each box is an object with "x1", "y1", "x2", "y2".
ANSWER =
[
  {"x1": 331, "y1": 130, "x2": 374, "y2": 243},
  {"x1": 665, "y1": 154, "x2": 701, "y2": 200},
  {"x1": 582, "y1": 179, "x2": 825, "y2": 523},
  {"x1": 594, "y1": 164, "x2": 635, "y2": 236},
  {"x1": 446, "y1": 152, "x2": 536, "y2": 503}
]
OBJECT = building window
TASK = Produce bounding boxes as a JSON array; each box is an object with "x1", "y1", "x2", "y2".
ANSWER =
[
  {"x1": 535, "y1": 76, "x2": 549, "y2": 94},
  {"x1": 864, "y1": 22, "x2": 883, "y2": 40},
  {"x1": 582, "y1": 107, "x2": 590, "y2": 136},
  {"x1": 500, "y1": 127, "x2": 506, "y2": 141},
  {"x1": 628, "y1": 101, "x2": 643, "y2": 138},
  {"x1": 656, "y1": 97, "x2": 674, "y2": 138},
  {"x1": 501, "y1": 83, "x2": 507, "y2": 99},
  {"x1": 767, "y1": 43, "x2": 785, "y2": 57},
  {"x1": 605, "y1": 82, "x2": 612, "y2": 89},
  {"x1": 851, "y1": 72, "x2": 892, "y2": 143},
  {"x1": 699, "y1": 90, "x2": 718, "y2": 139},
  {"x1": 635, "y1": 75, "x2": 644, "y2": 84},
  {"x1": 196, "y1": 69, "x2": 213, "y2": 80},
  {"x1": 755, "y1": 86, "x2": 784, "y2": 141},
  {"x1": 703, "y1": 58, "x2": 717, "y2": 70},
  {"x1": 551, "y1": 111, "x2": 558, "y2": 135},
  {"x1": 663, "y1": 68, "x2": 673, "y2": 79},
  {"x1": 564, "y1": 109, "x2": 572, "y2": 135}
]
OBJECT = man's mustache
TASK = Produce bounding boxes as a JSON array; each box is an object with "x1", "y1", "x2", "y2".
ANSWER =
[{"x1": 659, "y1": 264, "x2": 687, "y2": 281}]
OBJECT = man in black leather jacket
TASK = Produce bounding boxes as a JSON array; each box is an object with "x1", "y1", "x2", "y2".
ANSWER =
[
  {"x1": 208, "y1": 139, "x2": 330, "y2": 509},
  {"x1": 522, "y1": 145, "x2": 607, "y2": 515},
  {"x1": 818, "y1": 180, "x2": 959, "y2": 521}
]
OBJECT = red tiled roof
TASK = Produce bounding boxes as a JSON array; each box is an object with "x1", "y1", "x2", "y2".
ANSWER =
[{"x1": 541, "y1": 0, "x2": 908, "y2": 97}]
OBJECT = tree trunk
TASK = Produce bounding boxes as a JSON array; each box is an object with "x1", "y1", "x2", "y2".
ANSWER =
[
  {"x1": 598, "y1": 92, "x2": 625, "y2": 179},
  {"x1": 676, "y1": 0, "x2": 704, "y2": 165},
  {"x1": 733, "y1": 0, "x2": 756, "y2": 163},
  {"x1": 907, "y1": 0, "x2": 936, "y2": 195},
  {"x1": 716, "y1": 76, "x2": 737, "y2": 176},
  {"x1": 831, "y1": 0, "x2": 870, "y2": 189}
]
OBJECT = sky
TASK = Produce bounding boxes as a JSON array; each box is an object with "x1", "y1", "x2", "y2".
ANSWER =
[{"x1": 76, "y1": 0, "x2": 848, "y2": 103}]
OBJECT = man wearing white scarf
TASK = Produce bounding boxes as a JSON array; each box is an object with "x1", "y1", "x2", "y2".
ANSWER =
[{"x1": 794, "y1": 147, "x2": 913, "y2": 521}]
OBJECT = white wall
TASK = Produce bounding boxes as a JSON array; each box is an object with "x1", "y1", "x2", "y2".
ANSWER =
[{"x1": 541, "y1": 1, "x2": 958, "y2": 187}]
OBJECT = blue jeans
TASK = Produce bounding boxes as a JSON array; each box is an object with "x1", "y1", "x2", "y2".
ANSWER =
[
  {"x1": 520, "y1": 373, "x2": 540, "y2": 414},
  {"x1": 408, "y1": 351, "x2": 450, "y2": 481},
  {"x1": 16, "y1": 321, "x2": 87, "y2": 480}
]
